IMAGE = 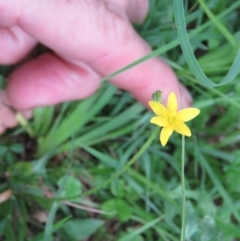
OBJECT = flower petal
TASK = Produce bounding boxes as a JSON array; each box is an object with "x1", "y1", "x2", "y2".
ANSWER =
[
  {"x1": 148, "y1": 101, "x2": 166, "y2": 116},
  {"x1": 167, "y1": 92, "x2": 178, "y2": 113},
  {"x1": 150, "y1": 116, "x2": 168, "y2": 127},
  {"x1": 177, "y1": 108, "x2": 200, "y2": 122},
  {"x1": 173, "y1": 120, "x2": 191, "y2": 136},
  {"x1": 160, "y1": 125, "x2": 173, "y2": 146}
]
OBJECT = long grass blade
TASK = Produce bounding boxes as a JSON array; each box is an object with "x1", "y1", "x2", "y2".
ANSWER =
[{"x1": 174, "y1": 0, "x2": 240, "y2": 87}]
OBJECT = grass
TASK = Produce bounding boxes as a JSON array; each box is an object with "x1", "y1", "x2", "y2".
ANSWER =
[{"x1": 1, "y1": 0, "x2": 240, "y2": 240}]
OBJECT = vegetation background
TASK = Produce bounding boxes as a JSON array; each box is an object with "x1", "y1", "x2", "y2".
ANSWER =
[{"x1": 1, "y1": 0, "x2": 240, "y2": 240}]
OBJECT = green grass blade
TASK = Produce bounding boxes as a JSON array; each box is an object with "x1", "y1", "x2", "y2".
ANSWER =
[
  {"x1": 59, "y1": 102, "x2": 144, "y2": 152},
  {"x1": 174, "y1": 0, "x2": 240, "y2": 87},
  {"x1": 100, "y1": 1, "x2": 240, "y2": 83},
  {"x1": 44, "y1": 201, "x2": 58, "y2": 241},
  {"x1": 81, "y1": 127, "x2": 159, "y2": 198},
  {"x1": 196, "y1": 147, "x2": 240, "y2": 223},
  {"x1": 16, "y1": 200, "x2": 27, "y2": 241},
  {"x1": 44, "y1": 145, "x2": 74, "y2": 240},
  {"x1": 38, "y1": 84, "x2": 116, "y2": 155},
  {"x1": 29, "y1": 216, "x2": 72, "y2": 241},
  {"x1": 198, "y1": 0, "x2": 237, "y2": 48},
  {"x1": 117, "y1": 217, "x2": 162, "y2": 241},
  {"x1": 33, "y1": 106, "x2": 54, "y2": 136},
  {"x1": 216, "y1": 219, "x2": 240, "y2": 238},
  {"x1": 80, "y1": 141, "x2": 179, "y2": 210},
  {"x1": 127, "y1": 168, "x2": 180, "y2": 212}
]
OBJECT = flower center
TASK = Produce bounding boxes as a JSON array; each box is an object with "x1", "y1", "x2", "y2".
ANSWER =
[{"x1": 168, "y1": 117, "x2": 175, "y2": 124}]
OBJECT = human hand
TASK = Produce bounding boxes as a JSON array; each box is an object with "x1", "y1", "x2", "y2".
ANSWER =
[{"x1": 0, "y1": 0, "x2": 192, "y2": 133}]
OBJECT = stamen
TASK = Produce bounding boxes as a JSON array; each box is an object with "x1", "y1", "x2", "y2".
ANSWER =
[{"x1": 168, "y1": 117, "x2": 174, "y2": 124}]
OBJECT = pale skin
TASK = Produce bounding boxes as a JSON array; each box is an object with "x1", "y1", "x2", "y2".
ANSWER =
[{"x1": 0, "y1": 0, "x2": 192, "y2": 134}]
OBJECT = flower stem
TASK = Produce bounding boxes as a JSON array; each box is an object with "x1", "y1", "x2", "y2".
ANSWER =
[{"x1": 180, "y1": 135, "x2": 186, "y2": 241}]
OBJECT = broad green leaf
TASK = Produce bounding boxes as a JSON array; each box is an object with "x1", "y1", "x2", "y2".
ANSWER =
[
  {"x1": 9, "y1": 143, "x2": 24, "y2": 153},
  {"x1": 101, "y1": 199, "x2": 132, "y2": 222},
  {"x1": 7, "y1": 162, "x2": 33, "y2": 178},
  {"x1": 61, "y1": 219, "x2": 104, "y2": 240},
  {"x1": 57, "y1": 176, "x2": 82, "y2": 201}
]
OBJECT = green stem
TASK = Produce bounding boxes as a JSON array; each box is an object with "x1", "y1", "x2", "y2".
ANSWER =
[
  {"x1": 180, "y1": 135, "x2": 186, "y2": 241},
  {"x1": 15, "y1": 112, "x2": 34, "y2": 137},
  {"x1": 44, "y1": 145, "x2": 74, "y2": 240},
  {"x1": 81, "y1": 127, "x2": 159, "y2": 197}
]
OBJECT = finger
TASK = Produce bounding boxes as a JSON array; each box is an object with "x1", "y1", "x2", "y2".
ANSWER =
[
  {"x1": 125, "y1": 58, "x2": 193, "y2": 107},
  {"x1": 6, "y1": 53, "x2": 101, "y2": 109},
  {"x1": 104, "y1": 0, "x2": 148, "y2": 23},
  {"x1": 1, "y1": 0, "x2": 191, "y2": 107},
  {"x1": 0, "y1": 1, "x2": 156, "y2": 64},
  {"x1": 0, "y1": 26, "x2": 37, "y2": 64}
]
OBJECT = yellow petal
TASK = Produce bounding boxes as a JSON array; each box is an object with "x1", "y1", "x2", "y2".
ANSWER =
[
  {"x1": 150, "y1": 116, "x2": 168, "y2": 127},
  {"x1": 167, "y1": 92, "x2": 178, "y2": 113},
  {"x1": 172, "y1": 120, "x2": 191, "y2": 136},
  {"x1": 160, "y1": 125, "x2": 173, "y2": 146},
  {"x1": 148, "y1": 101, "x2": 166, "y2": 116},
  {"x1": 177, "y1": 108, "x2": 200, "y2": 122}
]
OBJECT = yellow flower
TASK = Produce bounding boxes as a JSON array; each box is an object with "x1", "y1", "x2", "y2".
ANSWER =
[{"x1": 149, "y1": 92, "x2": 200, "y2": 146}]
